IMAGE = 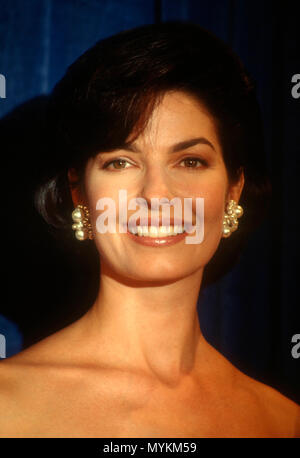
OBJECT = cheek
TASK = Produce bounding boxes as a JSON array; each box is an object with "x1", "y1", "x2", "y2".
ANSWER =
[
  {"x1": 204, "y1": 191, "x2": 225, "y2": 219},
  {"x1": 85, "y1": 174, "x2": 118, "y2": 222},
  {"x1": 198, "y1": 182, "x2": 227, "y2": 237}
]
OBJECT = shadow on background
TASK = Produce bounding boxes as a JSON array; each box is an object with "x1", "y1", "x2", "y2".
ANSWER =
[{"x1": 0, "y1": 96, "x2": 99, "y2": 350}]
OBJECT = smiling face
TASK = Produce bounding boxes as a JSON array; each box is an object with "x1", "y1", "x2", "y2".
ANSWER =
[{"x1": 69, "y1": 91, "x2": 244, "y2": 284}]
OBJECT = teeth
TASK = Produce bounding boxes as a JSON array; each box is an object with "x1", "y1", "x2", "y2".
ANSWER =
[
  {"x1": 129, "y1": 225, "x2": 185, "y2": 237},
  {"x1": 149, "y1": 226, "x2": 159, "y2": 236}
]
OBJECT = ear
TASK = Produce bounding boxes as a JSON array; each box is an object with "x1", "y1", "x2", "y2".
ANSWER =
[
  {"x1": 227, "y1": 167, "x2": 245, "y2": 203},
  {"x1": 68, "y1": 168, "x2": 83, "y2": 208}
]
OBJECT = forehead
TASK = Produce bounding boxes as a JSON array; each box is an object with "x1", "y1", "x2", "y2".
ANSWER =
[{"x1": 129, "y1": 91, "x2": 221, "y2": 154}]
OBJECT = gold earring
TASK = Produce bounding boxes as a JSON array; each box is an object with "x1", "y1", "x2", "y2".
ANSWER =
[
  {"x1": 222, "y1": 199, "x2": 243, "y2": 238},
  {"x1": 71, "y1": 204, "x2": 93, "y2": 241}
]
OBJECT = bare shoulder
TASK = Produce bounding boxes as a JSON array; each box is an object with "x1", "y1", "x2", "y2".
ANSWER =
[
  {"x1": 251, "y1": 377, "x2": 300, "y2": 437},
  {"x1": 0, "y1": 325, "x2": 87, "y2": 438},
  {"x1": 230, "y1": 360, "x2": 299, "y2": 437},
  {"x1": 205, "y1": 343, "x2": 300, "y2": 437},
  {"x1": 0, "y1": 354, "x2": 35, "y2": 437}
]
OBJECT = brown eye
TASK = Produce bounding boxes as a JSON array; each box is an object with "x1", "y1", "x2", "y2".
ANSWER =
[
  {"x1": 103, "y1": 159, "x2": 131, "y2": 170},
  {"x1": 179, "y1": 157, "x2": 206, "y2": 168}
]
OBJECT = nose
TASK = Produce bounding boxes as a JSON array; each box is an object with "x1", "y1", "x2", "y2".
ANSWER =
[{"x1": 139, "y1": 164, "x2": 175, "y2": 208}]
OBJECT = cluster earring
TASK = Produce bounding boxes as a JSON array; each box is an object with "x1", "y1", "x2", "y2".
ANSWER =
[
  {"x1": 222, "y1": 199, "x2": 243, "y2": 238},
  {"x1": 71, "y1": 204, "x2": 93, "y2": 241}
]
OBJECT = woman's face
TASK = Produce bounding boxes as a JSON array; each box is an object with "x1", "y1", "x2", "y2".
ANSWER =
[{"x1": 75, "y1": 91, "x2": 243, "y2": 283}]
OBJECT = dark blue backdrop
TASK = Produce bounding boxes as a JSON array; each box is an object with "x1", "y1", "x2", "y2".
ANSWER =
[{"x1": 0, "y1": 0, "x2": 299, "y2": 402}]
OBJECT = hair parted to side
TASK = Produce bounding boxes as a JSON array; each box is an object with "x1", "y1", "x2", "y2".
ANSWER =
[{"x1": 34, "y1": 21, "x2": 271, "y2": 286}]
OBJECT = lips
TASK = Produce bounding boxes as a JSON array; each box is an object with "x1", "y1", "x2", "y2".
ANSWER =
[
  {"x1": 126, "y1": 226, "x2": 188, "y2": 247},
  {"x1": 118, "y1": 212, "x2": 198, "y2": 248}
]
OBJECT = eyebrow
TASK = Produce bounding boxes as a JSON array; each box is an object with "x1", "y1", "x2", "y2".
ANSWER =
[{"x1": 122, "y1": 137, "x2": 216, "y2": 154}]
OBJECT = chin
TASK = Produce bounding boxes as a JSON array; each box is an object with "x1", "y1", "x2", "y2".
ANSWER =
[{"x1": 122, "y1": 261, "x2": 201, "y2": 284}]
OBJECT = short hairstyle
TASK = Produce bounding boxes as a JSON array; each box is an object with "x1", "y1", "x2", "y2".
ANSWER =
[{"x1": 34, "y1": 21, "x2": 271, "y2": 286}]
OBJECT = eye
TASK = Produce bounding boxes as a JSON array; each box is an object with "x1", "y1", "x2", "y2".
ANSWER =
[
  {"x1": 178, "y1": 157, "x2": 207, "y2": 169},
  {"x1": 102, "y1": 158, "x2": 132, "y2": 170}
]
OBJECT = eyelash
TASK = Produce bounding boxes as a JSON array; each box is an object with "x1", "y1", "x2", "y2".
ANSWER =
[{"x1": 101, "y1": 157, "x2": 208, "y2": 170}]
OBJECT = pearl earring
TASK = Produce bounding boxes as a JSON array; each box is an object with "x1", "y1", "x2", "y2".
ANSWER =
[
  {"x1": 71, "y1": 204, "x2": 93, "y2": 241},
  {"x1": 222, "y1": 199, "x2": 243, "y2": 238}
]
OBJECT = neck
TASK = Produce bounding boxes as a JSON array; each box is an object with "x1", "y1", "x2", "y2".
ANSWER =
[{"x1": 80, "y1": 263, "x2": 206, "y2": 385}]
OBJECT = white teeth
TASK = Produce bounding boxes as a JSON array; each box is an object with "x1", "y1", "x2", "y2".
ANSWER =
[
  {"x1": 174, "y1": 225, "x2": 184, "y2": 233},
  {"x1": 149, "y1": 226, "x2": 159, "y2": 236},
  {"x1": 129, "y1": 225, "x2": 185, "y2": 237}
]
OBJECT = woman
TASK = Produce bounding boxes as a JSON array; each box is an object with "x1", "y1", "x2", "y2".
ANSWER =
[{"x1": 0, "y1": 21, "x2": 299, "y2": 438}]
